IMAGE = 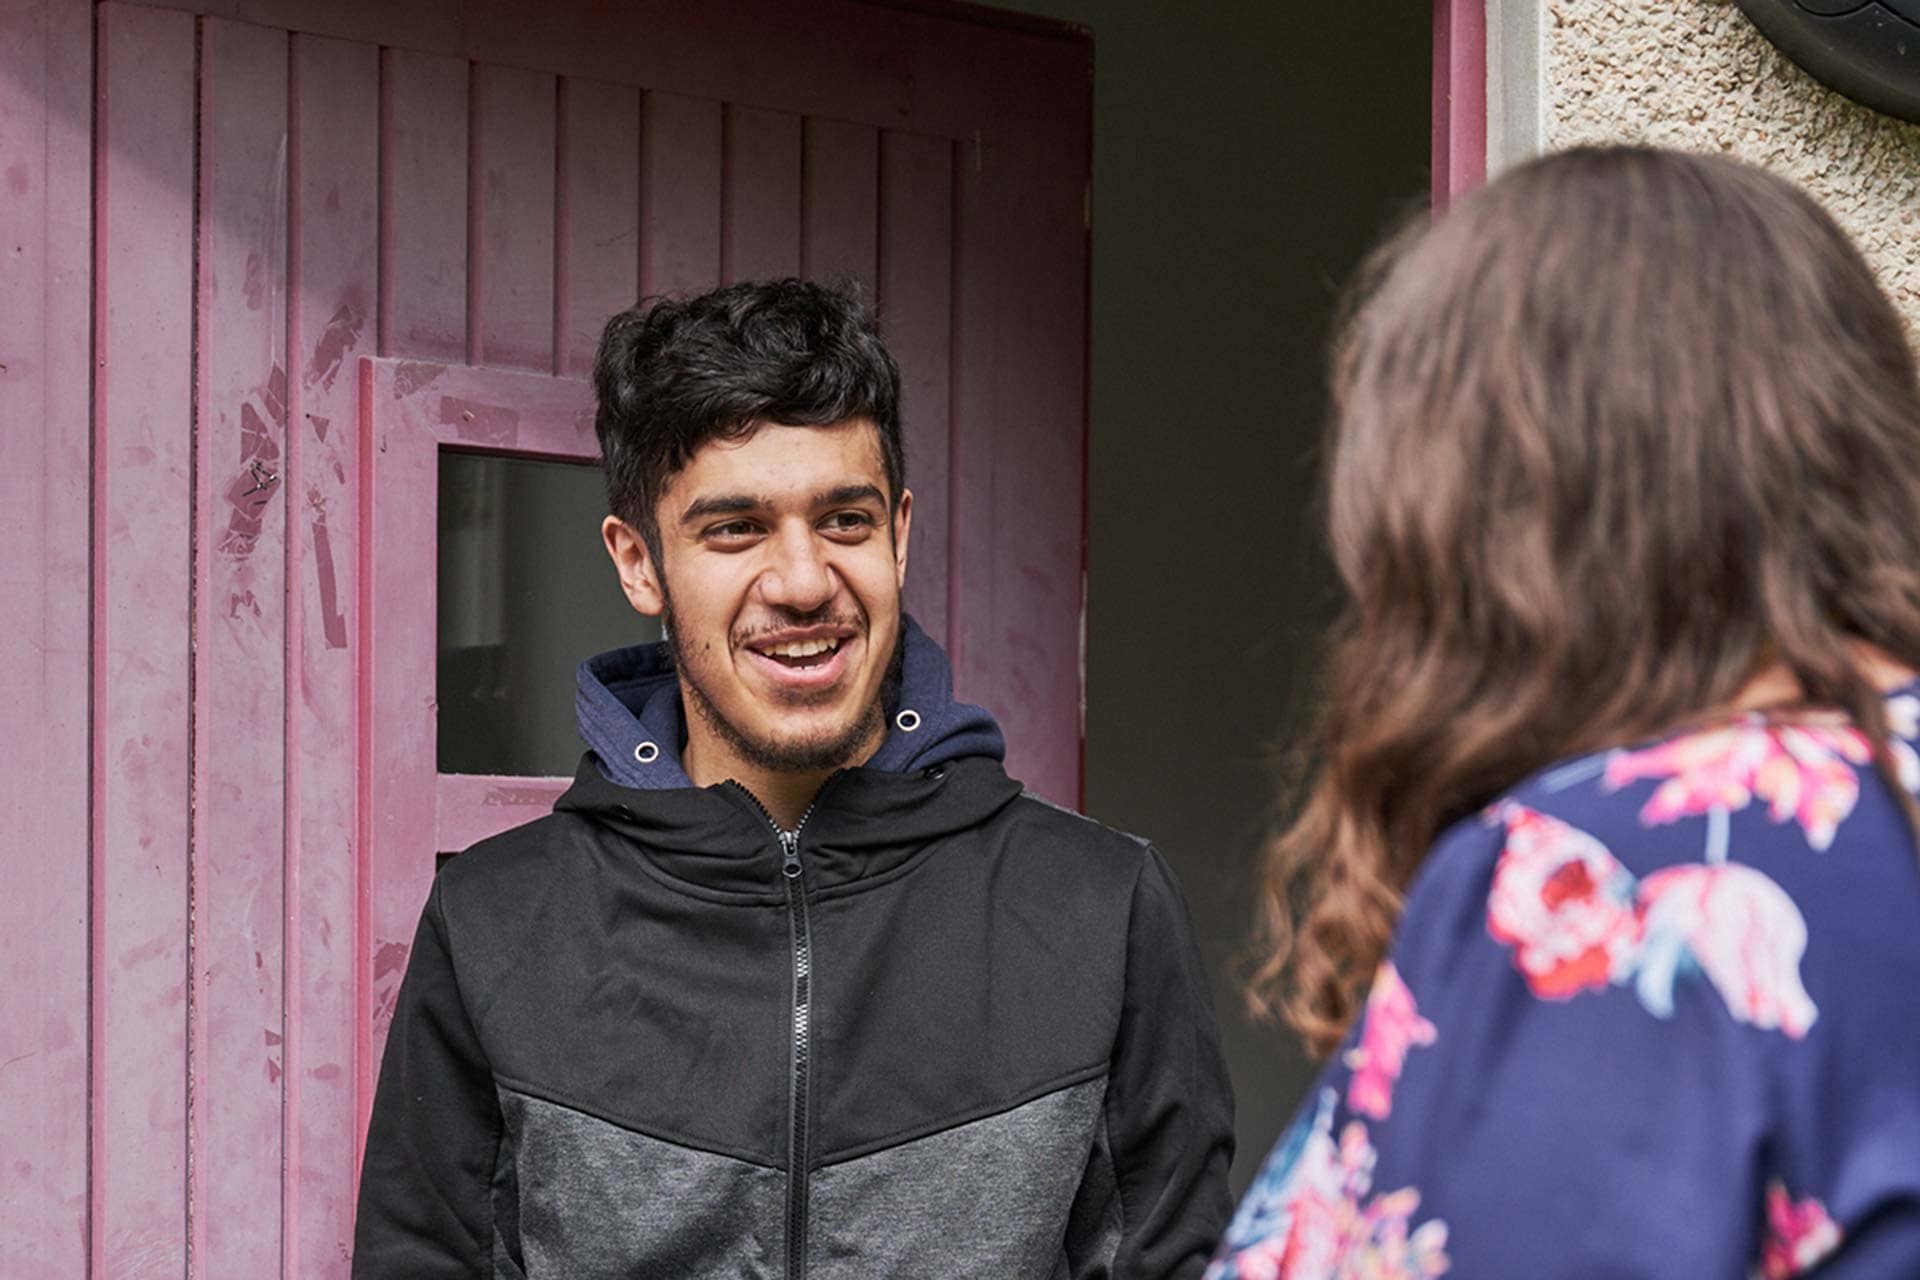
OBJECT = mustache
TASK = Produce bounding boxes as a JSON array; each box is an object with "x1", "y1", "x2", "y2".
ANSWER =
[{"x1": 732, "y1": 609, "x2": 866, "y2": 645}]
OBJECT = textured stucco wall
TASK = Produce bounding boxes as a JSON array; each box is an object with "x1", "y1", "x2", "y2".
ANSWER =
[{"x1": 1539, "y1": 0, "x2": 1920, "y2": 340}]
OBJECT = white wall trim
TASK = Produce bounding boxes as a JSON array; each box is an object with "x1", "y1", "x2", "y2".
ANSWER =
[{"x1": 1486, "y1": 0, "x2": 1545, "y2": 174}]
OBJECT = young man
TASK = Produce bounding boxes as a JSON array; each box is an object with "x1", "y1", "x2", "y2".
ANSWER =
[{"x1": 352, "y1": 280, "x2": 1234, "y2": 1278}]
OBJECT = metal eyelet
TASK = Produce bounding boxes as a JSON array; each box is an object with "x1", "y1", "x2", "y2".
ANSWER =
[
  {"x1": 634, "y1": 741, "x2": 660, "y2": 764},
  {"x1": 895, "y1": 709, "x2": 922, "y2": 733}
]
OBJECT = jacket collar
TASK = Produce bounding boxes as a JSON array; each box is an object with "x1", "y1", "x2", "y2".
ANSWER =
[{"x1": 558, "y1": 616, "x2": 1019, "y2": 894}]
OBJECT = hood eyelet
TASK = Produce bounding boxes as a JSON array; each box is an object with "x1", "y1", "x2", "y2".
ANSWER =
[
  {"x1": 634, "y1": 741, "x2": 660, "y2": 764},
  {"x1": 895, "y1": 709, "x2": 922, "y2": 733}
]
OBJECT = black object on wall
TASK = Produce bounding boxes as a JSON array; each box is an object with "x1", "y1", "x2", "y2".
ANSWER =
[{"x1": 1736, "y1": 0, "x2": 1920, "y2": 122}]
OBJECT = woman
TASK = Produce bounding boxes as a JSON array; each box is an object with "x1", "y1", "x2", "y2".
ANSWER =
[{"x1": 1211, "y1": 148, "x2": 1920, "y2": 1278}]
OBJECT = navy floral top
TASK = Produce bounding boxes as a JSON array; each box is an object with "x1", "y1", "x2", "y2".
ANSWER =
[{"x1": 1211, "y1": 688, "x2": 1920, "y2": 1279}]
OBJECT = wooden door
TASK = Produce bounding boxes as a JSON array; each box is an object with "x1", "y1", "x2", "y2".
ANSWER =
[{"x1": 2, "y1": 0, "x2": 1091, "y2": 1273}]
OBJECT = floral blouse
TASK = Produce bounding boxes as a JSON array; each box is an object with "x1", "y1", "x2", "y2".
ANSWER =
[{"x1": 1210, "y1": 690, "x2": 1920, "y2": 1279}]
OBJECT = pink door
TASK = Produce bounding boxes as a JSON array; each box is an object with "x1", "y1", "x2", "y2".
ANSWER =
[{"x1": 2, "y1": 0, "x2": 1090, "y2": 1273}]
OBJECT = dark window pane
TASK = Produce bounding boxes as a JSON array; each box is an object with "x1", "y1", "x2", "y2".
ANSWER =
[{"x1": 437, "y1": 450, "x2": 661, "y2": 776}]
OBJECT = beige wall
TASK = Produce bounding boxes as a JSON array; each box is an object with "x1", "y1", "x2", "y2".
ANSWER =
[{"x1": 1498, "y1": 0, "x2": 1920, "y2": 338}]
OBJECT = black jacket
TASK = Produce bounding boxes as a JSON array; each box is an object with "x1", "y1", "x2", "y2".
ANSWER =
[{"x1": 353, "y1": 623, "x2": 1234, "y2": 1278}]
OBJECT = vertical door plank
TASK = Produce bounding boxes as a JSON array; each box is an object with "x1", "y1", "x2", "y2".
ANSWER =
[
  {"x1": 800, "y1": 116, "x2": 878, "y2": 290},
  {"x1": 877, "y1": 131, "x2": 953, "y2": 650},
  {"x1": 722, "y1": 104, "x2": 801, "y2": 284},
  {"x1": 381, "y1": 47, "x2": 467, "y2": 361},
  {"x1": 557, "y1": 76, "x2": 640, "y2": 375},
  {"x1": 952, "y1": 119, "x2": 1089, "y2": 806},
  {"x1": 639, "y1": 90, "x2": 721, "y2": 298},
  {"x1": 472, "y1": 63, "x2": 556, "y2": 370},
  {"x1": 0, "y1": 0, "x2": 91, "y2": 1268},
  {"x1": 357, "y1": 358, "x2": 441, "y2": 1159},
  {"x1": 288, "y1": 32, "x2": 378, "y2": 1273},
  {"x1": 94, "y1": 5, "x2": 197, "y2": 1272},
  {"x1": 194, "y1": 18, "x2": 289, "y2": 1276}
]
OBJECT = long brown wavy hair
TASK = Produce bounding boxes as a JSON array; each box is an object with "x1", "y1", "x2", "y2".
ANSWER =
[{"x1": 1254, "y1": 146, "x2": 1920, "y2": 1058}]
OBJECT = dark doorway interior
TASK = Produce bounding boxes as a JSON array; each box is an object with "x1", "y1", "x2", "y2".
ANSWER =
[{"x1": 992, "y1": 0, "x2": 1434, "y2": 1192}]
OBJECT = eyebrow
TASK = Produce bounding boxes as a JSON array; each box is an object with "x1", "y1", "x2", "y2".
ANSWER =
[
  {"x1": 678, "y1": 484, "x2": 887, "y2": 527},
  {"x1": 819, "y1": 483, "x2": 887, "y2": 509},
  {"x1": 679, "y1": 494, "x2": 762, "y2": 526}
]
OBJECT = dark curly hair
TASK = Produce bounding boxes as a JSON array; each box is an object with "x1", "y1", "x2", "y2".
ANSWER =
[{"x1": 591, "y1": 278, "x2": 905, "y2": 555}]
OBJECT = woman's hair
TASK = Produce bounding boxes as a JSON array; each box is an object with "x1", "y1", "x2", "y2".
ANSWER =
[{"x1": 1255, "y1": 146, "x2": 1920, "y2": 1058}]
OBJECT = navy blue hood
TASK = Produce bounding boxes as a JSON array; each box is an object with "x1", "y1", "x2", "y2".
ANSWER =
[{"x1": 575, "y1": 614, "x2": 1004, "y2": 791}]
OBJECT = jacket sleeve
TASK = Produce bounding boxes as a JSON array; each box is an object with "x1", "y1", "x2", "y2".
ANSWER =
[
  {"x1": 1100, "y1": 845, "x2": 1237, "y2": 1279},
  {"x1": 352, "y1": 878, "x2": 503, "y2": 1278}
]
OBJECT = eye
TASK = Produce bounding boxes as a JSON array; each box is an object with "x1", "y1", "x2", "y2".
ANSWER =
[
  {"x1": 821, "y1": 510, "x2": 877, "y2": 538},
  {"x1": 703, "y1": 519, "x2": 764, "y2": 546}
]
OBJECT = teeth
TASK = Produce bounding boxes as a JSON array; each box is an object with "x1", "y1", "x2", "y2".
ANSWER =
[{"x1": 764, "y1": 638, "x2": 840, "y2": 659}]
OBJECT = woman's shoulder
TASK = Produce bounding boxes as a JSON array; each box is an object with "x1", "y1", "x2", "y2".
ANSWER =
[{"x1": 1401, "y1": 685, "x2": 1920, "y2": 1042}]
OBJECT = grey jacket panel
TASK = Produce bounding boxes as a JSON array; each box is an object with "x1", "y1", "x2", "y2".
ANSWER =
[
  {"x1": 497, "y1": 1076, "x2": 1122, "y2": 1279},
  {"x1": 809, "y1": 1079, "x2": 1110, "y2": 1278},
  {"x1": 498, "y1": 1086, "x2": 784, "y2": 1279}
]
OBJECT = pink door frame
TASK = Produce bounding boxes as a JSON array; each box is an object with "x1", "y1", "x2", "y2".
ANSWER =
[
  {"x1": 1433, "y1": 0, "x2": 1490, "y2": 210},
  {"x1": 358, "y1": 357, "x2": 598, "y2": 1147}
]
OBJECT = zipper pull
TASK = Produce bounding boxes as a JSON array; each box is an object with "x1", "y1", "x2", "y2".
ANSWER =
[{"x1": 780, "y1": 829, "x2": 802, "y2": 879}]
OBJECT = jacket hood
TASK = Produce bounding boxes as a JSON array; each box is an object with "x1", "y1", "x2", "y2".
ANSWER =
[
  {"x1": 557, "y1": 616, "x2": 1018, "y2": 893},
  {"x1": 572, "y1": 613, "x2": 1004, "y2": 790}
]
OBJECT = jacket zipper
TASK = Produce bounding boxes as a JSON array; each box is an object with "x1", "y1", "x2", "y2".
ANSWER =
[
  {"x1": 779, "y1": 825, "x2": 813, "y2": 1280},
  {"x1": 725, "y1": 781, "x2": 827, "y2": 1280}
]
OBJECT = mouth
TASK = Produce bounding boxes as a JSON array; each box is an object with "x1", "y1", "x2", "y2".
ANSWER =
[
  {"x1": 756, "y1": 635, "x2": 842, "y2": 669},
  {"x1": 741, "y1": 625, "x2": 859, "y2": 688}
]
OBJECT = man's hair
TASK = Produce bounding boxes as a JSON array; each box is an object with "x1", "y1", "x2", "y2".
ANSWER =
[{"x1": 592, "y1": 278, "x2": 905, "y2": 553}]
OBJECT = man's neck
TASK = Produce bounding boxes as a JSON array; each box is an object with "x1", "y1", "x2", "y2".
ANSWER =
[{"x1": 691, "y1": 753, "x2": 833, "y2": 831}]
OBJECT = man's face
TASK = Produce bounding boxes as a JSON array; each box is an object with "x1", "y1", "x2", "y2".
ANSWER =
[{"x1": 604, "y1": 419, "x2": 911, "y2": 780}]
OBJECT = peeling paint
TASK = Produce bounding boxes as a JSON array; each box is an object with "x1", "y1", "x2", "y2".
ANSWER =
[
  {"x1": 484, "y1": 786, "x2": 561, "y2": 808},
  {"x1": 309, "y1": 502, "x2": 349, "y2": 650},
  {"x1": 118, "y1": 935, "x2": 170, "y2": 970},
  {"x1": 243, "y1": 251, "x2": 266, "y2": 311},
  {"x1": 372, "y1": 940, "x2": 409, "y2": 982},
  {"x1": 440, "y1": 396, "x2": 519, "y2": 446},
  {"x1": 392, "y1": 361, "x2": 444, "y2": 399},
  {"x1": 219, "y1": 379, "x2": 286, "y2": 560},
  {"x1": 305, "y1": 301, "x2": 365, "y2": 392},
  {"x1": 306, "y1": 412, "x2": 330, "y2": 441},
  {"x1": 264, "y1": 363, "x2": 288, "y2": 427}
]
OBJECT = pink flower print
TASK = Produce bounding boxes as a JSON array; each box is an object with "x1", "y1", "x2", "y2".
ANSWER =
[
  {"x1": 1211, "y1": 1093, "x2": 1451, "y2": 1280},
  {"x1": 1485, "y1": 805, "x2": 1818, "y2": 1038},
  {"x1": 1604, "y1": 720, "x2": 1870, "y2": 851},
  {"x1": 1487, "y1": 804, "x2": 1640, "y2": 999},
  {"x1": 1759, "y1": 1182, "x2": 1842, "y2": 1279},
  {"x1": 1344, "y1": 962, "x2": 1437, "y2": 1120},
  {"x1": 1634, "y1": 864, "x2": 1818, "y2": 1038}
]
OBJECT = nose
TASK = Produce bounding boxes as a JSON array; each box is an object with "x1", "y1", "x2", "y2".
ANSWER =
[{"x1": 758, "y1": 520, "x2": 835, "y2": 613}]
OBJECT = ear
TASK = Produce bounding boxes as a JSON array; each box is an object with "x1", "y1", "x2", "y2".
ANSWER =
[
  {"x1": 891, "y1": 489, "x2": 913, "y2": 590},
  {"x1": 602, "y1": 515, "x2": 667, "y2": 617}
]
